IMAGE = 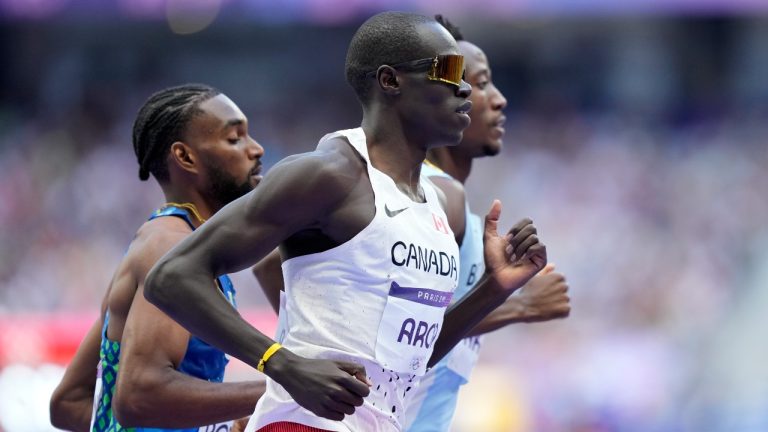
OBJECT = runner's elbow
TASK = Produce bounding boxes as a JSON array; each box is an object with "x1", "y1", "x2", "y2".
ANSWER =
[
  {"x1": 113, "y1": 374, "x2": 156, "y2": 427},
  {"x1": 49, "y1": 387, "x2": 88, "y2": 431},
  {"x1": 143, "y1": 258, "x2": 178, "y2": 309},
  {"x1": 112, "y1": 395, "x2": 143, "y2": 427},
  {"x1": 48, "y1": 389, "x2": 68, "y2": 429}
]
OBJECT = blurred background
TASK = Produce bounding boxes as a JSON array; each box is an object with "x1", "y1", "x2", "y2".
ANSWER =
[{"x1": 1, "y1": 0, "x2": 768, "y2": 431}]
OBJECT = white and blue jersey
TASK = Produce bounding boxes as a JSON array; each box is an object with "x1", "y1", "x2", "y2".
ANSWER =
[{"x1": 404, "y1": 163, "x2": 486, "y2": 432}]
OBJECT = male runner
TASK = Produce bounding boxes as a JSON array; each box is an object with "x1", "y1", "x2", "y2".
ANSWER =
[
  {"x1": 143, "y1": 12, "x2": 548, "y2": 432},
  {"x1": 50, "y1": 84, "x2": 266, "y2": 432},
  {"x1": 404, "y1": 16, "x2": 571, "y2": 432}
]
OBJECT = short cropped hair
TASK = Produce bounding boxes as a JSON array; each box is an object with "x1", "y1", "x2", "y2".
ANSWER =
[{"x1": 345, "y1": 11, "x2": 438, "y2": 102}]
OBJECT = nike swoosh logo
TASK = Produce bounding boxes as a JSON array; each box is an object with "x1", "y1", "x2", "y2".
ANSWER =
[{"x1": 384, "y1": 204, "x2": 409, "y2": 217}]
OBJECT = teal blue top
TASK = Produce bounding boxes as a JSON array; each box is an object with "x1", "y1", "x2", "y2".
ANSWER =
[{"x1": 91, "y1": 205, "x2": 237, "y2": 432}]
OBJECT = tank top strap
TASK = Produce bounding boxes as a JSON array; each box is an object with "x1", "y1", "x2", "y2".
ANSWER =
[{"x1": 149, "y1": 205, "x2": 196, "y2": 229}]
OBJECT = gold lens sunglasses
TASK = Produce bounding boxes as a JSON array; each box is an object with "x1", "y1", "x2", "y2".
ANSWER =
[{"x1": 366, "y1": 54, "x2": 465, "y2": 88}]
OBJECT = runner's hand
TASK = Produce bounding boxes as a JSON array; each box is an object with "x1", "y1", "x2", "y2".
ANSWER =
[
  {"x1": 482, "y1": 200, "x2": 547, "y2": 295},
  {"x1": 265, "y1": 349, "x2": 371, "y2": 421},
  {"x1": 514, "y1": 264, "x2": 570, "y2": 322}
]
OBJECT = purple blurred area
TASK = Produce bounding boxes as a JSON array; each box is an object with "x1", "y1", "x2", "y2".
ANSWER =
[
  {"x1": 2, "y1": 0, "x2": 768, "y2": 20},
  {"x1": 1, "y1": 2, "x2": 767, "y2": 432}
]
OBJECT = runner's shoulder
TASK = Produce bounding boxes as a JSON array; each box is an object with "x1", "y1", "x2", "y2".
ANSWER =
[
  {"x1": 129, "y1": 217, "x2": 191, "y2": 260},
  {"x1": 271, "y1": 136, "x2": 366, "y2": 196}
]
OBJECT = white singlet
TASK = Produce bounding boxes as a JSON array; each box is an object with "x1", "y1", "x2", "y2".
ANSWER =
[{"x1": 248, "y1": 128, "x2": 460, "y2": 432}]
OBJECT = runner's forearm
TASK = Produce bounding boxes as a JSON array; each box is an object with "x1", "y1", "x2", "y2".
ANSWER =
[
  {"x1": 428, "y1": 275, "x2": 507, "y2": 367},
  {"x1": 144, "y1": 259, "x2": 279, "y2": 373},
  {"x1": 115, "y1": 375, "x2": 265, "y2": 428},
  {"x1": 465, "y1": 296, "x2": 525, "y2": 336}
]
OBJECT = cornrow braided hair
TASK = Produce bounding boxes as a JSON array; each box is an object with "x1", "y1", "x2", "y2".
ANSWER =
[
  {"x1": 132, "y1": 84, "x2": 221, "y2": 182},
  {"x1": 434, "y1": 14, "x2": 464, "y2": 41}
]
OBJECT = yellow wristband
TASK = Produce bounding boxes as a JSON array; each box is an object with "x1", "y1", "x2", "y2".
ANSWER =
[{"x1": 257, "y1": 342, "x2": 282, "y2": 373}]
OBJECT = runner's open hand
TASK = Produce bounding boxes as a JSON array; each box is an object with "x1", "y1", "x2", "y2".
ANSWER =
[{"x1": 482, "y1": 200, "x2": 547, "y2": 295}]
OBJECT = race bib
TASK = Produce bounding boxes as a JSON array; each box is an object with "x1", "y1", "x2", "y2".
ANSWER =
[
  {"x1": 446, "y1": 335, "x2": 483, "y2": 381},
  {"x1": 198, "y1": 420, "x2": 233, "y2": 432},
  {"x1": 375, "y1": 281, "x2": 452, "y2": 375}
]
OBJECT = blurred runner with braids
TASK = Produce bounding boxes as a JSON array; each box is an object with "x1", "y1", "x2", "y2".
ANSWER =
[{"x1": 50, "y1": 84, "x2": 266, "y2": 432}]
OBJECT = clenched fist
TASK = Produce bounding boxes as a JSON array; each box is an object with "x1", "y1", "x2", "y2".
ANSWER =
[{"x1": 482, "y1": 200, "x2": 547, "y2": 295}]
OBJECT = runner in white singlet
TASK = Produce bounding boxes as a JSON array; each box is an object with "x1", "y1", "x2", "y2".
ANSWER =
[{"x1": 144, "y1": 12, "x2": 549, "y2": 432}]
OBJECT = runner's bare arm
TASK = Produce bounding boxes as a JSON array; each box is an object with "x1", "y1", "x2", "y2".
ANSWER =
[
  {"x1": 144, "y1": 149, "x2": 371, "y2": 421},
  {"x1": 113, "y1": 229, "x2": 264, "y2": 428},
  {"x1": 466, "y1": 264, "x2": 570, "y2": 336},
  {"x1": 429, "y1": 177, "x2": 564, "y2": 338},
  {"x1": 50, "y1": 313, "x2": 104, "y2": 432},
  {"x1": 428, "y1": 200, "x2": 547, "y2": 367}
]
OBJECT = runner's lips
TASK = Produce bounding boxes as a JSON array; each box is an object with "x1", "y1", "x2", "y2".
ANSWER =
[
  {"x1": 456, "y1": 101, "x2": 473, "y2": 114},
  {"x1": 494, "y1": 116, "x2": 507, "y2": 127},
  {"x1": 250, "y1": 165, "x2": 262, "y2": 176}
]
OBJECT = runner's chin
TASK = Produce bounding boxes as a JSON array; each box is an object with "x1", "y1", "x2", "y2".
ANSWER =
[{"x1": 455, "y1": 112, "x2": 471, "y2": 130}]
